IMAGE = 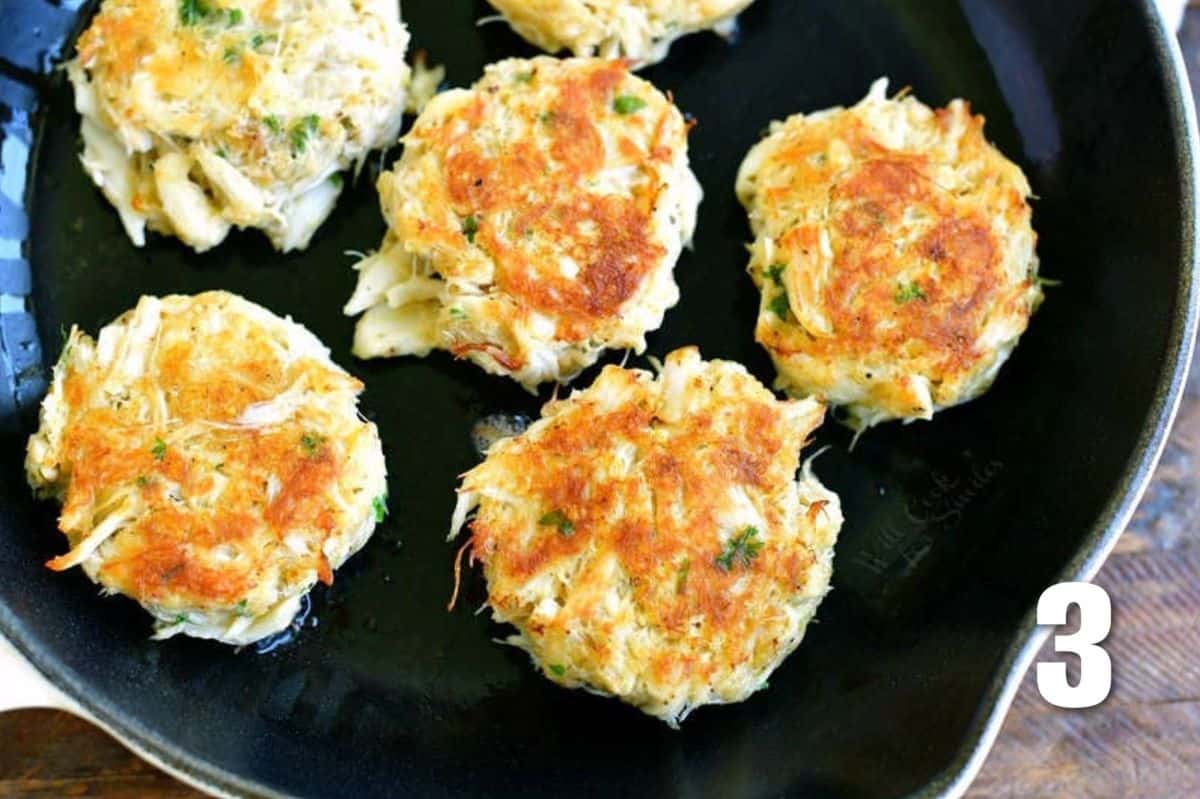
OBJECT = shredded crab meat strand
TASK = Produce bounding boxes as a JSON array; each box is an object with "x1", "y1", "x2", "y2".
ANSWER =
[
  {"x1": 447, "y1": 537, "x2": 475, "y2": 612},
  {"x1": 45, "y1": 499, "x2": 135, "y2": 572}
]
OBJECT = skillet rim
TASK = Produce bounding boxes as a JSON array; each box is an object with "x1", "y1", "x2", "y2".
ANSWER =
[{"x1": 1, "y1": 1, "x2": 1197, "y2": 797}]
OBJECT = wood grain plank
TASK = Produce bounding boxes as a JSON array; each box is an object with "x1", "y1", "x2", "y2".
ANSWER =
[
  {"x1": 969, "y1": 700, "x2": 1200, "y2": 799},
  {"x1": 0, "y1": 709, "x2": 202, "y2": 798}
]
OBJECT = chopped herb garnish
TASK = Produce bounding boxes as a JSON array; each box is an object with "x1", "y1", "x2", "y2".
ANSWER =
[
  {"x1": 329, "y1": 172, "x2": 343, "y2": 189},
  {"x1": 222, "y1": 46, "x2": 240, "y2": 64},
  {"x1": 216, "y1": 146, "x2": 228, "y2": 159},
  {"x1": 538, "y1": 509, "x2": 575, "y2": 536},
  {"x1": 263, "y1": 114, "x2": 282, "y2": 134},
  {"x1": 250, "y1": 32, "x2": 266, "y2": 49},
  {"x1": 462, "y1": 214, "x2": 479, "y2": 243},
  {"x1": 151, "y1": 438, "x2": 167, "y2": 461},
  {"x1": 549, "y1": 664, "x2": 566, "y2": 677},
  {"x1": 768, "y1": 293, "x2": 791, "y2": 319},
  {"x1": 179, "y1": 0, "x2": 212, "y2": 26},
  {"x1": 135, "y1": 475, "x2": 150, "y2": 487},
  {"x1": 227, "y1": 7, "x2": 243, "y2": 25},
  {"x1": 514, "y1": 71, "x2": 533, "y2": 84},
  {"x1": 538, "y1": 110, "x2": 556, "y2": 124},
  {"x1": 448, "y1": 307, "x2": 468, "y2": 321},
  {"x1": 215, "y1": 462, "x2": 225, "y2": 473},
  {"x1": 675, "y1": 557, "x2": 691, "y2": 594},
  {"x1": 173, "y1": 613, "x2": 190, "y2": 625},
  {"x1": 372, "y1": 494, "x2": 388, "y2": 524},
  {"x1": 765, "y1": 263, "x2": 786, "y2": 285},
  {"x1": 612, "y1": 95, "x2": 647, "y2": 115},
  {"x1": 895, "y1": 281, "x2": 926, "y2": 304},
  {"x1": 715, "y1": 526, "x2": 764, "y2": 572},
  {"x1": 300, "y1": 432, "x2": 325, "y2": 456},
  {"x1": 290, "y1": 114, "x2": 319, "y2": 155},
  {"x1": 234, "y1": 599, "x2": 251, "y2": 617}
]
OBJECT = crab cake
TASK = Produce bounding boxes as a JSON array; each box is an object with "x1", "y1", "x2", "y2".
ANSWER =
[
  {"x1": 68, "y1": 0, "x2": 410, "y2": 253},
  {"x1": 25, "y1": 292, "x2": 388, "y2": 646},
  {"x1": 450, "y1": 347, "x2": 842, "y2": 725},
  {"x1": 345, "y1": 57, "x2": 701, "y2": 390},
  {"x1": 483, "y1": 0, "x2": 756, "y2": 68},
  {"x1": 737, "y1": 79, "x2": 1042, "y2": 430}
]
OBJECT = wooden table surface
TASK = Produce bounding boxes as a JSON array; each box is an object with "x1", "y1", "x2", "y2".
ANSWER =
[{"x1": 5, "y1": 14, "x2": 1200, "y2": 799}]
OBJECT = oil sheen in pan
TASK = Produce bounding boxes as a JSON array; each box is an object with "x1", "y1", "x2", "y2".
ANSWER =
[{"x1": 471, "y1": 413, "x2": 533, "y2": 457}]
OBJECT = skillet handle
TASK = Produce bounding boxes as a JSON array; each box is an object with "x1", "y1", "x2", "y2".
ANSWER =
[{"x1": 0, "y1": 634, "x2": 82, "y2": 715}]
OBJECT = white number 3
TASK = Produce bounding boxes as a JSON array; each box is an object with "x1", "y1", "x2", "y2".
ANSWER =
[{"x1": 1036, "y1": 582, "x2": 1112, "y2": 709}]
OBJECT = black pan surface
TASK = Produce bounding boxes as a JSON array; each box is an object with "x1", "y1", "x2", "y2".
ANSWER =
[{"x1": 0, "y1": 1, "x2": 1196, "y2": 797}]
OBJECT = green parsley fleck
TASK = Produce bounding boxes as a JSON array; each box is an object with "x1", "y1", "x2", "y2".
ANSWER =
[
  {"x1": 290, "y1": 114, "x2": 319, "y2": 155},
  {"x1": 462, "y1": 214, "x2": 479, "y2": 244},
  {"x1": 765, "y1": 263, "x2": 786, "y2": 286},
  {"x1": 514, "y1": 71, "x2": 533, "y2": 84},
  {"x1": 549, "y1": 664, "x2": 566, "y2": 677},
  {"x1": 173, "y1": 613, "x2": 190, "y2": 625},
  {"x1": 227, "y1": 7, "x2": 243, "y2": 25},
  {"x1": 538, "y1": 509, "x2": 575, "y2": 537},
  {"x1": 612, "y1": 95, "x2": 647, "y2": 115},
  {"x1": 222, "y1": 46, "x2": 240, "y2": 64},
  {"x1": 768, "y1": 293, "x2": 792, "y2": 319},
  {"x1": 538, "y1": 110, "x2": 556, "y2": 124},
  {"x1": 234, "y1": 599, "x2": 251, "y2": 617},
  {"x1": 300, "y1": 432, "x2": 325, "y2": 456},
  {"x1": 448, "y1": 307, "x2": 468, "y2": 321},
  {"x1": 216, "y1": 146, "x2": 228, "y2": 159},
  {"x1": 372, "y1": 494, "x2": 388, "y2": 524},
  {"x1": 151, "y1": 438, "x2": 167, "y2": 461},
  {"x1": 895, "y1": 281, "x2": 927, "y2": 304},
  {"x1": 263, "y1": 114, "x2": 282, "y2": 134},
  {"x1": 215, "y1": 462, "x2": 226, "y2": 473},
  {"x1": 675, "y1": 557, "x2": 691, "y2": 594},
  {"x1": 715, "y1": 526, "x2": 764, "y2": 572},
  {"x1": 135, "y1": 475, "x2": 150, "y2": 487},
  {"x1": 250, "y1": 32, "x2": 266, "y2": 49},
  {"x1": 329, "y1": 173, "x2": 343, "y2": 189},
  {"x1": 179, "y1": 0, "x2": 212, "y2": 26}
]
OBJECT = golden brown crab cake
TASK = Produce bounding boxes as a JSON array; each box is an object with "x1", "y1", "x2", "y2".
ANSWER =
[
  {"x1": 450, "y1": 347, "x2": 842, "y2": 726},
  {"x1": 25, "y1": 292, "x2": 388, "y2": 646},
  {"x1": 483, "y1": 0, "x2": 757, "y2": 68},
  {"x1": 345, "y1": 57, "x2": 702, "y2": 390},
  {"x1": 737, "y1": 79, "x2": 1043, "y2": 430},
  {"x1": 68, "y1": 0, "x2": 410, "y2": 253}
]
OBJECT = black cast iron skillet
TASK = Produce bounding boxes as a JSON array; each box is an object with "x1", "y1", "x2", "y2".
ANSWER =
[{"x1": 0, "y1": 1, "x2": 1196, "y2": 797}]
